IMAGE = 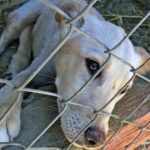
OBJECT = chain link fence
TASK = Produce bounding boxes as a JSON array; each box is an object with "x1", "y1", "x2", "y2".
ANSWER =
[{"x1": 0, "y1": 0, "x2": 150, "y2": 149}]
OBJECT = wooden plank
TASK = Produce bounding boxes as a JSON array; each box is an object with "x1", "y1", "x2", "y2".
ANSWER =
[{"x1": 100, "y1": 112, "x2": 150, "y2": 150}]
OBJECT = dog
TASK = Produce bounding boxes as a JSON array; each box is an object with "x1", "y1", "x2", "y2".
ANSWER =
[{"x1": 0, "y1": 0, "x2": 150, "y2": 149}]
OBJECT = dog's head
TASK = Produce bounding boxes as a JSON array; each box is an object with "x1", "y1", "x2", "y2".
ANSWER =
[{"x1": 55, "y1": 1, "x2": 150, "y2": 149}]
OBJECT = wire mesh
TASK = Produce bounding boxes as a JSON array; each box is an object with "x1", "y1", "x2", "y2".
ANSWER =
[{"x1": 0, "y1": 0, "x2": 150, "y2": 149}]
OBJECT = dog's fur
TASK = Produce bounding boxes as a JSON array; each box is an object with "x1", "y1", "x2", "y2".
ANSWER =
[{"x1": 0, "y1": 0, "x2": 150, "y2": 149}]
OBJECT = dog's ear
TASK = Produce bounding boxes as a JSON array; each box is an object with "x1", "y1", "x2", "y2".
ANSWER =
[
  {"x1": 134, "y1": 46, "x2": 150, "y2": 75},
  {"x1": 55, "y1": 1, "x2": 84, "y2": 36}
]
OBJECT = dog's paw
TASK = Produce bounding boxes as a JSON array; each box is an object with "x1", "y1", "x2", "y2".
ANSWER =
[
  {"x1": 0, "y1": 97, "x2": 21, "y2": 149},
  {"x1": 0, "y1": 84, "x2": 22, "y2": 149}
]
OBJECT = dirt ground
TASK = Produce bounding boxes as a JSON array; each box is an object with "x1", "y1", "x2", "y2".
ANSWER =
[
  {"x1": 0, "y1": 0, "x2": 150, "y2": 149},
  {"x1": 94, "y1": 0, "x2": 150, "y2": 53}
]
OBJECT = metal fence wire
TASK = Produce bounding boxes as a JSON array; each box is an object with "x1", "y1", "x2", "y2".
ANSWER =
[{"x1": 0, "y1": 0, "x2": 150, "y2": 149}]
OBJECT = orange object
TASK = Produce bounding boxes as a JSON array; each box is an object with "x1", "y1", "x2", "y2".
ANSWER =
[{"x1": 100, "y1": 112, "x2": 150, "y2": 150}]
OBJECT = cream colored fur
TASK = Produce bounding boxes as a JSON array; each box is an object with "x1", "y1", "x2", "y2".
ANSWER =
[{"x1": 0, "y1": 0, "x2": 149, "y2": 149}]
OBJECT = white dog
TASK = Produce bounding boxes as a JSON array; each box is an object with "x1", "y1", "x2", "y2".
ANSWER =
[{"x1": 0, "y1": 0, "x2": 149, "y2": 149}]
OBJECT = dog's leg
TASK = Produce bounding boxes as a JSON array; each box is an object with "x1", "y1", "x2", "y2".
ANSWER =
[
  {"x1": 0, "y1": 32, "x2": 57, "y2": 149},
  {"x1": 0, "y1": 122, "x2": 9, "y2": 150},
  {"x1": 0, "y1": 25, "x2": 32, "y2": 150},
  {"x1": 0, "y1": 27, "x2": 29, "y2": 145},
  {"x1": 0, "y1": 0, "x2": 44, "y2": 55},
  {"x1": 0, "y1": 28, "x2": 58, "y2": 105},
  {"x1": 0, "y1": 93, "x2": 22, "y2": 149},
  {"x1": 0, "y1": 5, "x2": 58, "y2": 147},
  {"x1": 5, "y1": 25, "x2": 32, "y2": 79},
  {"x1": 6, "y1": 99, "x2": 22, "y2": 144}
]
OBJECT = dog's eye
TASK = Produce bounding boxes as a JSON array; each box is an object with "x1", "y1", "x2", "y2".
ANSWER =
[{"x1": 86, "y1": 59, "x2": 100, "y2": 75}]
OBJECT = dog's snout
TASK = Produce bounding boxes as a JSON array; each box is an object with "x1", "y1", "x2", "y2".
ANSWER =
[{"x1": 84, "y1": 127, "x2": 105, "y2": 147}]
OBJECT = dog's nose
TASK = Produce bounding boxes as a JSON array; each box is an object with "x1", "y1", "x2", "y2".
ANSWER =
[{"x1": 84, "y1": 127, "x2": 105, "y2": 147}]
